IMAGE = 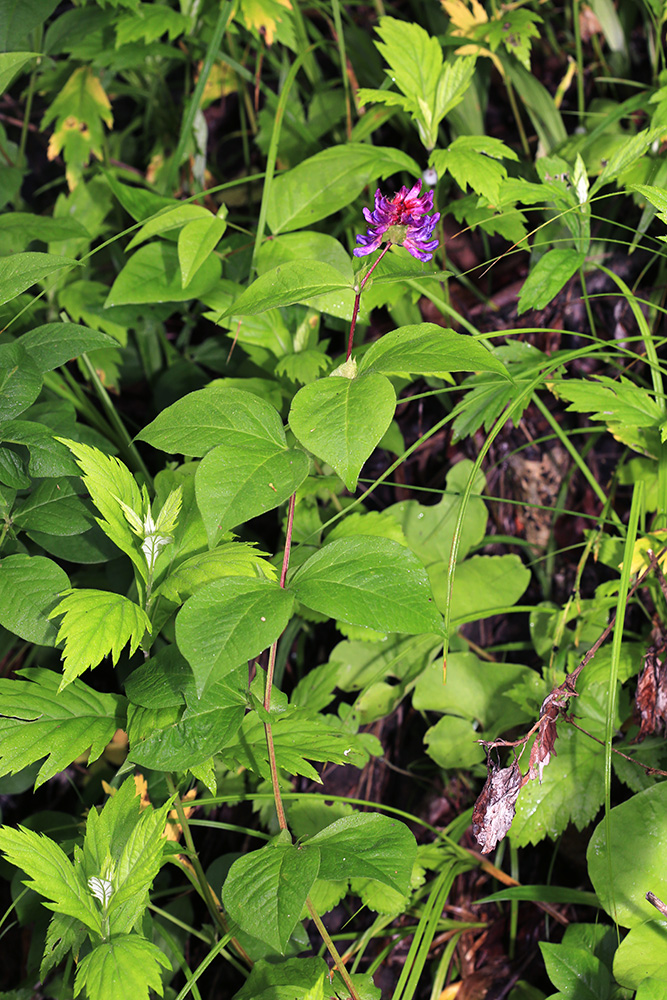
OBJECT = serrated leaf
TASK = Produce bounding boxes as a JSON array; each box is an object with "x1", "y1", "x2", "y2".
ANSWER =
[
  {"x1": 357, "y1": 323, "x2": 509, "y2": 379},
  {"x1": 0, "y1": 825, "x2": 101, "y2": 934},
  {"x1": 517, "y1": 248, "x2": 585, "y2": 314},
  {"x1": 105, "y1": 241, "x2": 221, "y2": 307},
  {"x1": 0, "y1": 342, "x2": 43, "y2": 419},
  {"x1": 554, "y1": 375, "x2": 662, "y2": 428},
  {"x1": 223, "y1": 838, "x2": 320, "y2": 952},
  {"x1": 0, "y1": 553, "x2": 70, "y2": 646},
  {"x1": 176, "y1": 577, "x2": 295, "y2": 694},
  {"x1": 156, "y1": 541, "x2": 274, "y2": 604},
  {"x1": 49, "y1": 589, "x2": 151, "y2": 688},
  {"x1": 57, "y1": 438, "x2": 146, "y2": 580},
  {"x1": 289, "y1": 373, "x2": 396, "y2": 491},
  {"x1": 592, "y1": 126, "x2": 665, "y2": 193},
  {"x1": 308, "y1": 813, "x2": 416, "y2": 894},
  {"x1": 0, "y1": 252, "x2": 79, "y2": 307},
  {"x1": 289, "y1": 536, "x2": 444, "y2": 636},
  {"x1": 41, "y1": 911, "x2": 87, "y2": 979},
  {"x1": 73, "y1": 934, "x2": 169, "y2": 1000},
  {"x1": 42, "y1": 67, "x2": 113, "y2": 189},
  {"x1": 266, "y1": 143, "x2": 420, "y2": 233},
  {"x1": 0, "y1": 667, "x2": 125, "y2": 788},
  {"x1": 430, "y1": 136, "x2": 518, "y2": 202},
  {"x1": 19, "y1": 322, "x2": 117, "y2": 372},
  {"x1": 221, "y1": 707, "x2": 380, "y2": 782}
]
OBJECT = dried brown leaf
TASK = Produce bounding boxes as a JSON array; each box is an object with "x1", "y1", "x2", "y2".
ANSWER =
[{"x1": 472, "y1": 758, "x2": 523, "y2": 854}]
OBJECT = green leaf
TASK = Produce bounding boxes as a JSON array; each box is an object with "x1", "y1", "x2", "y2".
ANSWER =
[
  {"x1": 0, "y1": 824, "x2": 101, "y2": 934},
  {"x1": 357, "y1": 323, "x2": 509, "y2": 379},
  {"x1": 104, "y1": 172, "x2": 176, "y2": 222},
  {"x1": 125, "y1": 202, "x2": 212, "y2": 250},
  {"x1": 233, "y1": 957, "x2": 331, "y2": 1000},
  {"x1": 105, "y1": 241, "x2": 221, "y2": 307},
  {"x1": 614, "y1": 921, "x2": 667, "y2": 991},
  {"x1": 540, "y1": 943, "x2": 611, "y2": 999},
  {"x1": 554, "y1": 376, "x2": 662, "y2": 429},
  {"x1": 289, "y1": 373, "x2": 395, "y2": 491},
  {"x1": 176, "y1": 577, "x2": 295, "y2": 694},
  {"x1": 0, "y1": 52, "x2": 37, "y2": 95},
  {"x1": 137, "y1": 384, "x2": 283, "y2": 457},
  {"x1": 223, "y1": 837, "x2": 320, "y2": 952},
  {"x1": 0, "y1": 667, "x2": 125, "y2": 788},
  {"x1": 512, "y1": 724, "x2": 605, "y2": 847},
  {"x1": 222, "y1": 260, "x2": 351, "y2": 319},
  {"x1": 0, "y1": 0, "x2": 59, "y2": 50},
  {"x1": 156, "y1": 541, "x2": 274, "y2": 604},
  {"x1": 178, "y1": 213, "x2": 226, "y2": 288},
  {"x1": 430, "y1": 136, "x2": 518, "y2": 202},
  {"x1": 386, "y1": 460, "x2": 487, "y2": 567},
  {"x1": 0, "y1": 211, "x2": 87, "y2": 251},
  {"x1": 222, "y1": 706, "x2": 380, "y2": 782},
  {"x1": 0, "y1": 554, "x2": 70, "y2": 646},
  {"x1": 266, "y1": 143, "x2": 420, "y2": 233},
  {"x1": 517, "y1": 249, "x2": 585, "y2": 314},
  {"x1": 424, "y1": 715, "x2": 487, "y2": 769},
  {"x1": 307, "y1": 813, "x2": 416, "y2": 894},
  {"x1": 592, "y1": 126, "x2": 666, "y2": 193},
  {"x1": 19, "y1": 323, "x2": 117, "y2": 372},
  {"x1": 587, "y1": 781, "x2": 667, "y2": 928},
  {"x1": 13, "y1": 478, "x2": 93, "y2": 536},
  {"x1": 0, "y1": 251, "x2": 79, "y2": 307},
  {"x1": 49, "y1": 589, "x2": 151, "y2": 688},
  {"x1": 289, "y1": 536, "x2": 444, "y2": 635},
  {"x1": 74, "y1": 935, "x2": 169, "y2": 1000},
  {"x1": 57, "y1": 438, "x2": 146, "y2": 579},
  {"x1": 430, "y1": 553, "x2": 531, "y2": 622},
  {"x1": 0, "y1": 420, "x2": 79, "y2": 477},
  {"x1": 195, "y1": 425, "x2": 308, "y2": 544},
  {"x1": 0, "y1": 343, "x2": 43, "y2": 419},
  {"x1": 128, "y1": 669, "x2": 246, "y2": 771}
]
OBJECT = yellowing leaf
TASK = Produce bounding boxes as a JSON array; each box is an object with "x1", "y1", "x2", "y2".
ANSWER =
[
  {"x1": 441, "y1": 0, "x2": 488, "y2": 35},
  {"x1": 43, "y1": 68, "x2": 113, "y2": 189},
  {"x1": 239, "y1": 0, "x2": 292, "y2": 45},
  {"x1": 624, "y1": 533, "x2": 667, "y2": 575}
]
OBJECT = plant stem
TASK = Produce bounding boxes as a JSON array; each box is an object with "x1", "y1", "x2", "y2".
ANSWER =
[
  {"x1": 263, "y1": 491, "x2": 297, "y2": 832},
  {"x1": 346, "y1": 243, "x2": 392, "y2": 360},
  {"x1": 306, "y1": 899, "x2": 361, "y2": 1000}
]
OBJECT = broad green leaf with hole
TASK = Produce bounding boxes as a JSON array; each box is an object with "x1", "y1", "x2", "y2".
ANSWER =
[
  {"x1": 517, "y1": 248, "x2": 585, "y2": 314},
  {"x1": 178, "y1": 213, "x2": 226, "y2": 287},
  {"x1": 0, "y1": 343, "x2": 43, "y2": 419},
  {"x1": 357, "y1": 324, "x2": 509, "y2": 380},
  {"x1": 289, "y1": 536, "x2": 444, "y2": 635},
  {"x1": 266, "y1": 143, "x2": 419, "y2": 233},
  {"x1": 289, "y1": 373, "x2": 395, "y2": 491},
  {"x1": 195, "y1": 430, "x2": 308, "y2": 544},
  {"x1": 105, "y1": 241, "x2": 220, "y2": 306},
  {"x1": 0, "y1": 554, "x2": 70, "y2": 646},
  {"x1": 137, "y1": 385, "x2": 283, "y2": 457},
  {"x1": 0, "y1": 667, "x2": 125, "y2": 789},
  {"x1": 74, "y1": 935, "x2": 170, "y2": 1000},
  {"x1": 49, "y1": 589, "x2": 151, "y2": 688},
  {"x1": 221, "y1": 260, "x2": 351, "y2": 318},
  {"x1": 307, "y1": 813, "x2": 416, "y2": 893},
  {"x1": 176, "y1": 577, "x2": 295, "y2": 694},
  {"x1": 587, "y1": 781, "x2": 667, "y2": 927},
  {"x1": 19, "y1": 322, "x2": 117, "y2": 372},
  {"x1": 223, "y1": 836, "x2": 321, "y2": 952},
  {"x1": 0, "y1": 251, "x2": 79, "y2": 307}
]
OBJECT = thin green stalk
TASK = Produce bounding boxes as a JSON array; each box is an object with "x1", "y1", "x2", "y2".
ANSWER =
[
  {"x1": 18, "y1": 51, "x2": 40, "y2": 171},
  {"x1": 572, "y1": 0, "x2": 586, "y2": 119},
  {"x1": 579, "y1": 267, "x2": 597, "y2": 339},
  {"x1": 347, "y1": 243, "x2": 392, "y2": 359},
  {"x1": 604, "y1": 482, "x2": 643, "y2": 930},
  {"x1": 251, "y1": 42, "x2": 321, "y2": 273},
  {"x1": 43, "y1": 370, "x2": 112, "y2": 437},
  {"x1": 306, "y1": 901, "x2": 360, "y2": 1000},
  {"x1": 78, "y1": 352, "x2": 153, "y2": 485},
  {"x1": 172, "y1": 933, "x2": 238, "y2": 1000},
  {"x1": 504, "y1": 75, "x2": 530, "y2": 159},
  {"x1": 164, "y1": 2, "x2": 234, "y2": 193},
  {"x1": 331, "y1": 0, "x2": 352, "y2": 136}
]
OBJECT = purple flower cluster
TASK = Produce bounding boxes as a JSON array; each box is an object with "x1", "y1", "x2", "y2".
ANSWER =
[{"x1": 353, "y1": 180, "x2": 440, "y2": 262}]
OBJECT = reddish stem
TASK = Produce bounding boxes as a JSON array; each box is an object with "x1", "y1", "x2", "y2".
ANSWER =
[{"x1": 346, "y1": 242, "x2": 392, "y2": 361}]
